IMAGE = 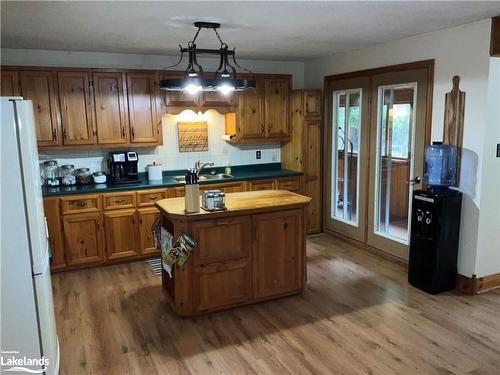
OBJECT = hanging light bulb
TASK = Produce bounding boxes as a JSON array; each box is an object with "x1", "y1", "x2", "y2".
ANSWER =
[{"x1": 184, "y1": 83, "x2": 202, "y2": 95}]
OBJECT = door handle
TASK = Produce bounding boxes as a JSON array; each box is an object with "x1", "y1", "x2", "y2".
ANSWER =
[{"x1": 408, "y1": 176, "x2": 421, "y2": 185}]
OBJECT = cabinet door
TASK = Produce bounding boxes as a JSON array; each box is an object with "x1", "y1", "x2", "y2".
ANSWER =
[
  {"x1": 58, "y1": 71, "x2": 95, "y2": 145},
  {"x1": 201, "y1": 91, "x2": 234, "y2": 111},
  {"x1": 304, "y1": 91, "x2": 322, "y2": 118},
  {"x1": 43, "y1": 197, "x2": 66, "y2": 270},
  {"x1": 247, "y1": 179, "x2": 275, "y2": 191},
  {"x1": 304, "y1": 119, "x2": 322, "y2": 233},
  {"x1": 103, "y1": 209, "x2": 139, "y2": 260},
  {"x1": 265, "y1": 78, "x2": 290, "y2": 139},
  {"x1": 63, "y1": 212, "x2": 104, "y2": 266},
  {"x1": 193, "y1": 259, "x2": 252, "y2": 312},
  {"x1": 127, "y1": 73, "x2": 159, "y2": 143},
  {"x1": 138, "y1": 207, "x2": 161, "y2": 256},
  {"x1": 19, "y1": 71, "x2": 61, "y2": 146},
  {"x1": 93, "y1": 72, "x2": 128, "y2": 144},
  {"x1": 253, "y1": 209, "x2": 302, "y2": 299},
  {"x1": 191, "y1": 216, "x2": 251, "y2": 265},
  {"x1": 1, "y1": 70, "x2": 20, "y2": 96},
  {"x1": 276, "y1": 176, "x2": 301, "y2": 193},
  {"x1": 236, "y1": 90, "x2": 265, "y2": 139}
]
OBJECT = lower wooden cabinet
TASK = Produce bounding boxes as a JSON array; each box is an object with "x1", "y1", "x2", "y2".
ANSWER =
[
  {"x1": 193, "y1": 259, "x2": 252, "y2": 312},
  {"x1": 63, "y1": 212, "x2": 104, "y2": 266},
  {"x1": 43, "y1": 197, "x2": 66, "y2": 270},
  {"x1": 44, "y1": 175, "x2": 304, "y2": 272},
  {"x1": 103, "y1": 209, "x2": 139, "y2": 260},
  {"x1": 138, "y1": 207, "x2": 161, "y2": 256},
  {"x1": 253, "y1": 209, "x2": 303, "y2": 299}
]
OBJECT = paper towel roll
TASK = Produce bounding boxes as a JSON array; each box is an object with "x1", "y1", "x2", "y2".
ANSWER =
[{"x1": 147, "y1": 163, "x2": 163, "y2": 181}]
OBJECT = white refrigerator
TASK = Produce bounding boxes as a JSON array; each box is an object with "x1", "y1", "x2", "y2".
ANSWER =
[{"x1": 1, "y1": 97, "x2": 60, "y2": 374}]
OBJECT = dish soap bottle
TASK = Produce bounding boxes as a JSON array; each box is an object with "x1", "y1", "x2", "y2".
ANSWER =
[{"x1": 224, "y1": 162, "x2": 232, "y2": 175}]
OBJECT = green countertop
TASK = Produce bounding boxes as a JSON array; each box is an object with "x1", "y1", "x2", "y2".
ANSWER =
[{"x1": 42, "y1": 163, "x2": 302, "y2": 197}]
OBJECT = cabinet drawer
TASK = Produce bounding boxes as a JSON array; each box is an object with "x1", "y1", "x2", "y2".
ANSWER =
[
  {"x1": 137, "y1": 189, "x2": 168, "y2": 207},
  {"x1": 193, "y1": 259, "x2": 252, "y2": 312},
  {"x1": 277, "y1": 177, "x2": 301, "y2": 192},
  {"x1": 191, "y1": 216, "x2": 252, "y2": 265},
  {"x1": 61, "y1": 194, "x2": 100, "y2": 214},
  {"x1": 247, "y1": 179, "x2": 275, "y2": 191},
  {"x1": 102, "y1": 192, "x2": 136, "y2": 210}
]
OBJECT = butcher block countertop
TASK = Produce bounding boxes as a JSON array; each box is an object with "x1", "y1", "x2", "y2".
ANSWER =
[{"x1": 155, "y1": 190, "x2": 311, "y2": 219}]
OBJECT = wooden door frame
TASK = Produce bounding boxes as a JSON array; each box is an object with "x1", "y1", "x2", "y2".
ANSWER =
[{"x1": 322, "y1": 59, "x2": 434, "y2": 250}]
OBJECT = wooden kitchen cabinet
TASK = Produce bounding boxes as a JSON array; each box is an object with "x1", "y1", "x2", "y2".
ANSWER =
[
  {"x1": 43, "y1": 197, "x2": 66, "y2": 270},
  {"x1": 92, "y1": 72, "x2": 128, "y2": 144},
  {"x1": 138, "y1": 207, "x2": 161, "y2": 256},
  {"x1": 193, "y1": 259, "x2": 252, "y2": 312},
  {"x1": 191, "y1": 216, "x2": 251, "y2": 265},
  {"x1": 1, "y1": 70, "x2": 20, "y2": 96},
  {"x1": 233, "y1": 89, "x2": 265, "y2": 139},
  {"x1": 126, "y1": 72, "x2": 159, "y2": 143},
  {"x1": 281, "y1": 90, "x2": 322, "y2": 234},
  {"x1": 247, "y1": 179, "x2": 276, "y2": 191},
  {"x1": 57, "y1": 70, "x2": 96, "y2": 145},
  {"x1": 103, "y1": 209, "x2": 139, "y2": 260},
  {"x1": 19, "y1": 70, "x2": 61, "y2": 146},
  {"x1": 63, "y1": 212, "x2": 104, "y2": 266},
  {"x1": 264, "y1": 77, "x2": 290, "y2": 139},
  {"x1": 253, "y1": 209, "x2": 303, "y2": 299}
]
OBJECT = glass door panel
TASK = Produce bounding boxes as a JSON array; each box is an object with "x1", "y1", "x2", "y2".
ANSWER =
[
  {"x1": 374, "y1": 84, "x2": 416, "y2": 243},
  {"x1": 332, "y1": 90, "x2": 361, "y2": 226}
]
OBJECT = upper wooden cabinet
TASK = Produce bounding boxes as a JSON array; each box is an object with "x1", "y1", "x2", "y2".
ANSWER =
[
  {"x1": 57, "y1": 71, "x2": 96, "y2": 145},
  {"x1": 19, "y1": 70, "x2": 61, "y2": 146},
  {"x1": 225, "y1": 75, "x2": 291, "y2": 142},
  {"x1": 1, "y1": 70, "x2": 20, "y2": 96},
  {"x1": 264, "y1": 77, "x2": 290, "y2": 139},
  {"x1": 127, "y1": 72, "x2": 160, "y2": 143},
  {"x1": 93, "y1": 72, "x2": 128, "y2": 144}
]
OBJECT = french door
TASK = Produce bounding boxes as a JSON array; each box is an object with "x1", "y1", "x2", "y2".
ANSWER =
[{"x1": 325, "y1": 64, "x2": 431, "y2": 260}]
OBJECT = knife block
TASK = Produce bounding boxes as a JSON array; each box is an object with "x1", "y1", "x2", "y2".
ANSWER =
[{"x1": 184, "y1": 184, "x2": 200, "y2": 213}]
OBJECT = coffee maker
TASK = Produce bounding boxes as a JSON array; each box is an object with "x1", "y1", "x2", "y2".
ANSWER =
[{"x1": 108, "y1": 151, "x2": 140, "y2": 185}]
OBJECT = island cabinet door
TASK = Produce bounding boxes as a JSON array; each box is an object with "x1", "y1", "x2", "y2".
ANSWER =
[
  {"x1": 193, "y1": 259, "x2": 252, "y2": 312},
  {"x1": 253, "y1": 209, "x2": 303, "y2": 299},
  {"x1": 191, "y1": 216, "x2": 252, "y2": 265},
  {"x1": 103, "y1": 209, "x2": 140, "y2": 261}
]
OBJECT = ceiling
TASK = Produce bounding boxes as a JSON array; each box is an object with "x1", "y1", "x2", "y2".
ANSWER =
[{"x1": 2, "y1": 1, "x2": 500, "y2": 61}]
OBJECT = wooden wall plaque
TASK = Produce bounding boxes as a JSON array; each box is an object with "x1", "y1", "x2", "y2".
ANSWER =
[{"x1": 177, "y1": 121, "x2": 208, "y2": 152}]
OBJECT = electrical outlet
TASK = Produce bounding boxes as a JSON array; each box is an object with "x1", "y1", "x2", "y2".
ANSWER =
[{"x1": 256, "y1": 150, "x2": 261, "y2": 160}]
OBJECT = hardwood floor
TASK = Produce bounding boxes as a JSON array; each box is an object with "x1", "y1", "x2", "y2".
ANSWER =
[{"x1": 51, "y1": 234, "x2": 500, "y2": 375}]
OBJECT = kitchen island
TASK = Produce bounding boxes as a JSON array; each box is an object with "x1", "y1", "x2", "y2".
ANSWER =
[{"x1": 155, "y1": 190, "x2": 311, "y2": 316}]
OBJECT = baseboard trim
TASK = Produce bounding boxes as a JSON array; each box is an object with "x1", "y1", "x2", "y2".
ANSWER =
[{"x1": 456, "y1": 273, "x2": 500, "y2": 294}]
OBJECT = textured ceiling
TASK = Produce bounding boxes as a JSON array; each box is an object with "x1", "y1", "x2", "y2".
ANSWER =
[{"x1": 2, "y1": 1, "x2": 500, "y2": 61}]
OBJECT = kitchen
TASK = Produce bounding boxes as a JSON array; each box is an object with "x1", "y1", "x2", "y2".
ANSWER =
[{"x1": 2, "y1": 2, "x2": 500, "y2": 374}]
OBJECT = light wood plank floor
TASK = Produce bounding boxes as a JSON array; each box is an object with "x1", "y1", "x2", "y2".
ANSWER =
[{"x1": 51, "y1": 234, "x2": 500, "y2": 375}]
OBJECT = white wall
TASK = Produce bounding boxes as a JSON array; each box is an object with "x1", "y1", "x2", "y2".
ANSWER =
[
  {"x1": 304, "y1": 19, "x2": 493, "y2": 277},
  {"x1": 474, "y1": 57, "x2": 500, "y2": 277},
  {"x1": 0, "y1": 48, "x2": 305, "y2": 88}
]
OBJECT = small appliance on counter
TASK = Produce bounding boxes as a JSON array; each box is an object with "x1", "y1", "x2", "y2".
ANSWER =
[
  {"x1": 202, "y1": 189, "x2": 226, "y2": 212},
  {"x1": 146, "y1": 162, "x2": 162, "y2": 182},
  {"x1": 108, "y1": 151, "x2": 140, "y2": 185},
  {"x1": 408, "y1": 141, "x2": 462, "y2": 294}
]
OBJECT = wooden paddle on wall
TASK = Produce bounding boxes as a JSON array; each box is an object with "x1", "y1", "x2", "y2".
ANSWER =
[{"x1": 443, "y1": 75, "x2": 465, "y2": 186}]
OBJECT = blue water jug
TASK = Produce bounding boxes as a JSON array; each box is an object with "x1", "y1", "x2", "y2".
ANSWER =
[{"x1": 423, "y1": 142, "x2": 457, "y2": 189}]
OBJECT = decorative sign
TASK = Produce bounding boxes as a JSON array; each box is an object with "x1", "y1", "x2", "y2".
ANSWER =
[{"x1": 177, "y1": 121, "x2": 208, "y2": 152}]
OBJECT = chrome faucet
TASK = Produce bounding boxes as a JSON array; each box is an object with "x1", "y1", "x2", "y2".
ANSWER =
[{"x1": 194, "y1": 160, "x2": 215, "y2": 176}]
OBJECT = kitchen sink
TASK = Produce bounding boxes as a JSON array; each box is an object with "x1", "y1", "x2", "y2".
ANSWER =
[{"x1": 169, "y1": 174, "x2": 234, "y2": 183}]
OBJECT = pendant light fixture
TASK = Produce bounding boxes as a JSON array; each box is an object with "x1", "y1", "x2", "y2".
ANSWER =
[{"x1": 160, "y1": 22, "x2": 256, "y2": 95}]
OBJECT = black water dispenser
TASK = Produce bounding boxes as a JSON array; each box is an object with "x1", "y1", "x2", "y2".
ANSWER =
[{"x1": 408, "y1": 142, "x2": 462, "y2": 294}]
